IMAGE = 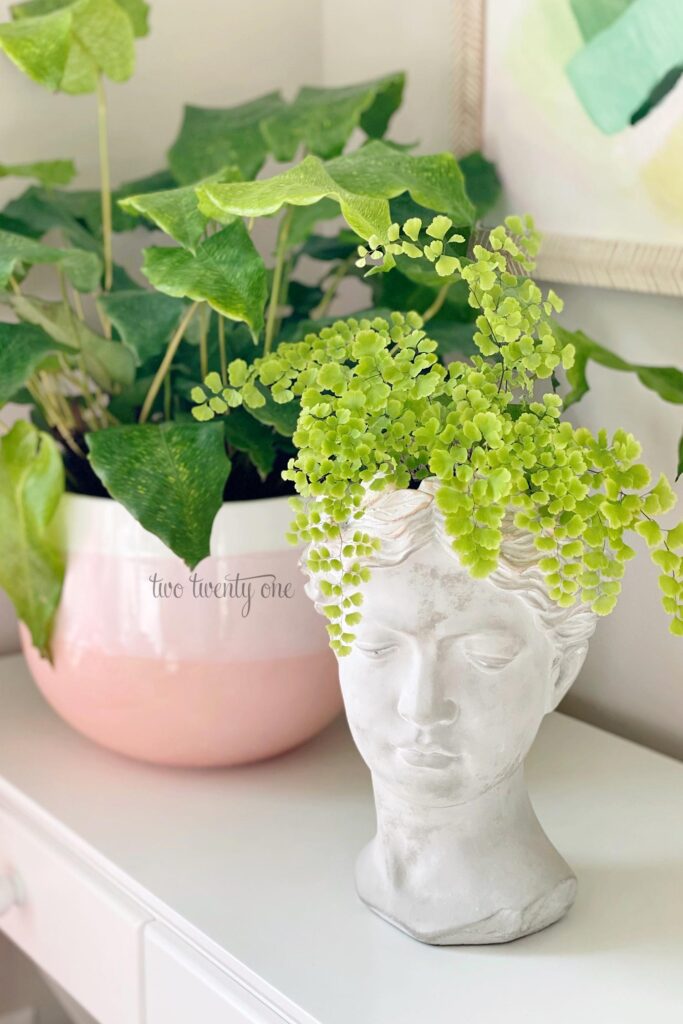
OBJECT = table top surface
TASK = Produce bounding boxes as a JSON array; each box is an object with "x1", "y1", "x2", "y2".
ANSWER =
[{"x1": 0, "y1": 654, "x2": 682, "y2": 1024}]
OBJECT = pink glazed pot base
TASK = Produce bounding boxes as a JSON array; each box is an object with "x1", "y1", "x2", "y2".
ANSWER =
[
  {"x1": 21, "y1": 494, "x2": 342, "y2": 767},
  {"x1": 21, "y1": 639, "x2": 341, "y2": 767}
]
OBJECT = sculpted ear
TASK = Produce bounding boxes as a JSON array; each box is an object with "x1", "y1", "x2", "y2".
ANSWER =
[{"x1": 548, "y1": 644, "x2": 588, "y2": 711}]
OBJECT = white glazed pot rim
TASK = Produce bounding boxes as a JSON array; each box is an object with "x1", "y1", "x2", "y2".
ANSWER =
[{"x1": 59, "y1": 490, "x2": 295, "y2": 557}]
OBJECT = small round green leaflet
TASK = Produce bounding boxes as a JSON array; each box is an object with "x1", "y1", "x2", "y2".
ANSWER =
[{"x1": 189, "y1": 214, "x2": 680, "y2": 654}]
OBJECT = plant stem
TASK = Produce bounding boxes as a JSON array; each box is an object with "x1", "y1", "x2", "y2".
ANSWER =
[
  {"x1": 198, "y1": 303, "x2": 209, "y2": 380},
  {"x1": 164, "y1": 371, "x2": 171, "y2": 421},
  {"x1": 28, "y1": 377, "x2": 83, "y2": 456},
  {"x1": 71, "y1": 286, "x2": 85, "y2": 320},
  {"x1": 312, "y1": 253, "x2": 355, "y2": 320},
  {"x1": 218, "y1": 314, "x2": 227, "y2": 385},
  {"x1": 422, "y1": 283, "x2": 451, "y2": 323},
  {"x1": 96, "y1": 75, "x2": 113, "y2": 296},
  {"x1": 139, "y1": 301, "x2": 199, "y2": 424},
  {"x1": 264, "y1": 207, "x2": 293, "y2": 355}
]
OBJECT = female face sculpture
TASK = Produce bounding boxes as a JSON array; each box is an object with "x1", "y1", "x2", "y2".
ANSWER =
[
  {"x1": 339, "y1": 537, "x2": 581, "y2": 807},
  {"x1": 305, "y1": 483, "x2": 597, "y2": 943}
]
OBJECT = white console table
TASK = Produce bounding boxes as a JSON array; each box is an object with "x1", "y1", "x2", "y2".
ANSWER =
[{"x1": 0, "y1": 654, "x2": 682, "y2": 1023}]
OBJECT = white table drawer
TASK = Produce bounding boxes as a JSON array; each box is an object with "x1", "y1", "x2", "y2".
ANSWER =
[
  {"x1": 145, "y1": 923, "x2": 287, "y2": 1024},
  {"x1": 0, "y1": 805, "x2": 148, "y2": 1024}
]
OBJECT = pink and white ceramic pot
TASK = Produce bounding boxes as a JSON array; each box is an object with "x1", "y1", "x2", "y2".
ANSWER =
[{"x1": 20, "y1": 493, "x2": 342, "y2": 767}]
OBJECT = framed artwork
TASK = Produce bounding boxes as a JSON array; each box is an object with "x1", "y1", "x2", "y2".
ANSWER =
[{"x1": 453, "y1": 0, "x2": 683, "y2": 295}]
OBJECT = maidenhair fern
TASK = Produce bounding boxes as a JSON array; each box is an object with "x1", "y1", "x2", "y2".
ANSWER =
[{"x1": 193, "y1": 216, "x2": 683, "y2": 654}]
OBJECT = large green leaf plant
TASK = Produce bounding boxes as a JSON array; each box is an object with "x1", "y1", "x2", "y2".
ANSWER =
[{"x1": 0, "y1": 2, "x2": 680, "y2": 656}]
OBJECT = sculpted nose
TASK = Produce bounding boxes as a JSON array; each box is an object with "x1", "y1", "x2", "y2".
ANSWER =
[{"x1": 397, "y1": 649, "x2": 458, "y2": 728}]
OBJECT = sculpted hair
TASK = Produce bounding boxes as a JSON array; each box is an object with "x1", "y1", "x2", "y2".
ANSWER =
[{"x1": 302, "y1": 478, "x2": 597, "y2": 659}]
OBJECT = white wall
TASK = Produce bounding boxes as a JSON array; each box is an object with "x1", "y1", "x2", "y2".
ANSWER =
[{"x1": 1, "y1": 0, "x2": 681, "y2": 756}]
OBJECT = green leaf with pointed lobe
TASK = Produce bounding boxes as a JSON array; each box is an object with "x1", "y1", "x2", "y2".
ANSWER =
[
  {"x1": 196, "y1": 141, "x2": 474, "y2": 246},
  {"x1": 87, "y1": 421, "x2": 231, "y2": 568},
  {"x1": 0, "y1": 321, "x2": 63, "y2": 406},
  {"x1": 0, "y1": 227, "x2": 101, "y2": 290},
  {"x1": 119, "y1": 166, "x2": 242, "y2": 251},
  {"x1": 248, "y1": 385, "x2": 300, "y2": 437},
  {"x1": 2, "y1": 186, "x2": 102, "y2": 249},
  {"x1": 260, "y1": 73, "x2": 405, "y2": 161},
  {"x1": 287, "y1": 197, "x2": 341, "y2": 249},
  {"x1": 0, "y1": 158, "x2": 76, "y2": 187},
  {"x1": 329, "y1": 143, "x2": 474, "y2": 225},
  {"x1": 4, "y1": 0, "x2": 145, "y2": 93},
  {"x1": 2, "y1": 171, "x2": 176, "y2": 250},
  {"x1": 0, "y1": 6, "x2": 71, "y2": 89},
  {"x1": 142, "y1": 221, "x2": 267, "y2": 340},
  {"x1": 459, "y1": 151, "x2": 502, "y2": 218},
  {"x1": 554, "y1": 324, "x2": 683, "y2": 408},
  {"x1": 223, "y1": 408, "x2": 277, "y2": 480},
  {"x1": 0, "y1": 421, "x2": 65, "y2": 658},
  {"x1": 110, "y1": 0, "x2": 148, "y2": 36},
  {"x1": 97, "y1": 289, "x2": 186, "y2": 365},
  {"x1": 167, "y1": 92, "x2": 286, "y2": 185}
]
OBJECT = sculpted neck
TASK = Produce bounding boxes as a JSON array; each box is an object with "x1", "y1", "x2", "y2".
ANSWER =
[
  {"x1": 372, "y1": 767, "x2": 535, "y2": 883},
  {"x1": 359, "y1": 767, "x2": 576, "y2": 943}
]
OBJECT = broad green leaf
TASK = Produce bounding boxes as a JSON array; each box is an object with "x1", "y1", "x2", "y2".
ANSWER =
[
  {"x1": 0, "y1": 321, "x2": 63, "y2": 405},
  {"x1": 248, "y1": 385, "x2": 300, "y2": 437},
  {"x1": 111, "y1": 0, "x2": 148, "y2": 36},
  {"x1": 10, "y1": 293, "x2": 136, "y2": 389},
  {"x1": 8, "y1": 0, "x2": 140, "y2": 93},
  {"x1": 142, "y1": 221, "x2": 268, "y2": 340},
  {"x1": 329, "y1": 143, "x2": 474, "y2": 225},
  {"x1": 2, "y1": 185, "x2": 101, "y2": 249},
  {"x1": 167, "y1": 92, "x2": 286, "y2": 185},
  {"x1": 0, "y1": 421, "x2": 64, "y2": 657},
  {"x1": 459, "y1": 151, "x2": 502, "y2": 218},
  {"x1": 106, "y1": 371, "x2": 153, "y2": 422},
  {"x1": 555, "y1": 324, "x2": 683, "y2": 407},
  {"x1": 302, "y1": 230, "x2": 359, "y2": 263},
  {"x1": 0, "y1": 7, "x2": 71, "y2": 89},
  {"x1": 111, "y1": 168, "x2": 177, "y2": 230},
  {"x1": 2, "y1": 171, "x2": 176, "y2": 249},
  {"x1": 285, "y1": 280, "x2": 324, "y2": 319},
  {"x1": 87, "y1": 421, "x2": 231, "y2": 567},
  {"x1": 97, "y1": 289, "x2": 185, "y2": 365},
  {"x1": 223, "y1": 408, "x2": 277, "y2": 480},
  {"x1": 0, "y1": 158, "x2": 76, "y2": 187},
  {"x1": 0, "y1": 211, "x2": 42, "y2": 237},
  {"x1": 0, "y1": 228, "x2": 101, "y2": 290},
  {"x1": 197, "y1": 154, "x2": 390, "y2": 242},
  {"x1": 288, "y1": 197, "x2": 341, "y2": 249},
  {"x1": 425, "y1": 320, "x2": 478, "y2": 359},
  {"x1": 0, "y1": 173, "x2": 165, "y2": 244},
  {"x1": 677, "y1": 432, "x2": 682, "y2": 481},
  {"x1": 196, "y1": 142, "x2": 474, "y2": 247},
  {"x1": 119, "y1": 166, "x2": 242, "y2": 251},
  {"x1": 260, "y1": 73, "x2": 405, "y2": 161},
  {"x1": 110, "y1": 261, "x2": 142, "y2": 291}
]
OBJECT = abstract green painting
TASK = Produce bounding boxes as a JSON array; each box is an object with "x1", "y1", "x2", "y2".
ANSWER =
[{"x1": 462, "y1": 0, "x2": 683, "y2": 293}]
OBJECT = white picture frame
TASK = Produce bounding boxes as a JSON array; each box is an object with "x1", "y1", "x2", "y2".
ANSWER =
[{"x1": 453, "y1": 0, "x2": 683, "y2": 296}]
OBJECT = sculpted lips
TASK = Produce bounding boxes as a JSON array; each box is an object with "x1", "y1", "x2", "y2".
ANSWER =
[{"x1": 397, "y1": 746, "x2": 458, "y2": 770}]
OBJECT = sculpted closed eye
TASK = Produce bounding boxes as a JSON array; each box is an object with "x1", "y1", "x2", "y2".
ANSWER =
[
  {"x1": 356, "y1": 641, "x2": 398, "y2": 660},
  {"x1": 459, "y1": 632, "x2": 523, "y2": 671}
]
